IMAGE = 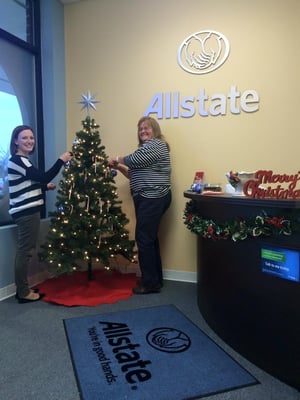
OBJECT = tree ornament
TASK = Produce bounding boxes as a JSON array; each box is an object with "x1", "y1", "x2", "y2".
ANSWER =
[{"x1": 111, "y1": 169, "x2": 117, "y2": 177}]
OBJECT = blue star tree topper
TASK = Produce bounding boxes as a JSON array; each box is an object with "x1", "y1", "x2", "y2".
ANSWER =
[{"x1": 78, "y1": 91, "x2": 100, "y2": 115}]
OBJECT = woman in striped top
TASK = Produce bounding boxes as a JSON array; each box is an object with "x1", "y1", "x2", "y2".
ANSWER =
[
  {"x1": 109, "y1": 117, "x2": 171, "y2": 294},
  {"x1": 8, "y1": 125, "x2": 72, "y2": 303}
]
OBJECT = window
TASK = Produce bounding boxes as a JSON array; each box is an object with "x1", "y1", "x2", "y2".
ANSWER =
[
  {"x1": 0, "y1": 0, "x2": 34, "y2": 44},
  {"x1": 0, "y1": 0, "x2": 43, "y2": 225},
  {"x1": 0, "y1": 68, "x2": 22, "y2": 217}
]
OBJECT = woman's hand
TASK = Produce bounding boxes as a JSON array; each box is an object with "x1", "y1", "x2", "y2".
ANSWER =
[
  {"x1": 108, "y1": 157, "x2": 119, "y2": 168},
  {"x1": 47, "y1": 182, "x2": 56, "y2": 190},
  {"x1": 60, "y1": 151, "x2": 73, "y2": 163},
  {"x1": 108, "y1": 157, "x2": 129, "y2": 179}
]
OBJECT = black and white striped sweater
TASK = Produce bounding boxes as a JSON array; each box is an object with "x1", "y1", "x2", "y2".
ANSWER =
[
  {"x1": 124, "y1": 139, "x2": 171, "y2": 198},
  {"x1": 8, "y1": 155, "x2": 64, "y2": 219}
]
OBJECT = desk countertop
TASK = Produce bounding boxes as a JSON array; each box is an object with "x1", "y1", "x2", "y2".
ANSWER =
[{"x1": 184, "y1": 191, "x2": 300, "y2": 209}]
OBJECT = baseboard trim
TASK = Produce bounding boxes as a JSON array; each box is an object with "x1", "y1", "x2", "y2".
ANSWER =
[
  {"x1": 0, "y1": 268, "x2": 196, "y2": 301},
  {"x1": 164, "y1": 269, "x2": 197, "y2": 283},
  {"x1": 0, "y1": 284, "x2": 16, "y2": 301},
  {"x1": 114, "y1": 265, "x2": 197, "y2": 283}
]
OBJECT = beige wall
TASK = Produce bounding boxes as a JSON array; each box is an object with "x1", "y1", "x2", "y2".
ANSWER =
[{"x1": 64, "y1": 0, "x2": 300, "y2": 275}]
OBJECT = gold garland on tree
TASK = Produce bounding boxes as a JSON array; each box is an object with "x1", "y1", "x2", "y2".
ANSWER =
[{"x1": 183, "y1": 200, "x2": 300, "y2": 241}]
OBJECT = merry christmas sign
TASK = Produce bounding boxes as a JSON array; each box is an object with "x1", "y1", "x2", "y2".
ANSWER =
[{"x1": 243, "y1": 170, "x2": 300, "y2": 199}]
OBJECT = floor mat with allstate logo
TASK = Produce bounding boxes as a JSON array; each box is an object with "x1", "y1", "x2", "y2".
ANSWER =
[{"x1": 64, "y1": 304, "x2": 258, "y2": 400}]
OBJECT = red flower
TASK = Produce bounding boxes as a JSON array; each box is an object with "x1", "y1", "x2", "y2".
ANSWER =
[
  {"x1": 265, "y1": 217, "x2": 284, "y2": 229},
  {"x1": 207, "y1": 225, "x2": 214, "y2": 235}
]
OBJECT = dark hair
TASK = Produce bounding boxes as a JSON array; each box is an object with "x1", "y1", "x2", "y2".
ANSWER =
[
  {"x1": 10, "y1": 125, "x2": 35, "y2": 155},
  {"x1": 137, "y1": 116, "x2": 170, "y2": 150}
]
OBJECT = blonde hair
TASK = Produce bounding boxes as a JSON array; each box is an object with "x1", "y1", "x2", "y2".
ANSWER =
[{"x1": 137, "y1": 116, "x2": 170, "y2": 150}]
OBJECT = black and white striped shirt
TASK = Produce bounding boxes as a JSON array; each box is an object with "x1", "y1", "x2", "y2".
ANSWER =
[
  {"x1": 124, "y1": 139, "x2": 171, "y2": 198},
  {"x1": 8, "y1": 155, "x2": 64, "y2": 219}
]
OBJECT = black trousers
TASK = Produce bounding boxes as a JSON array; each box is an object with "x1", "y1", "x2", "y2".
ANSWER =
[{"x1": 133, "y1": 191, "x2": 171, "y2": 287}]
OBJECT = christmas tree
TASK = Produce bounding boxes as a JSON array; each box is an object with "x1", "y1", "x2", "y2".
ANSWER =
[{"x1": 40, "y1": 92, "x2": 136, "y2": 279}]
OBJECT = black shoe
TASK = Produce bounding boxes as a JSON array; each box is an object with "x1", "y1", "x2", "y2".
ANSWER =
[
  {"x1": 17, "y1": 293, "x2": 45, "y2": 304},
  {"x1": 132, "y1": 285, "x2": 161, "y2": 295},
  {"x1": 136, "y1": 279, "x2": 163, "y2": 289}
]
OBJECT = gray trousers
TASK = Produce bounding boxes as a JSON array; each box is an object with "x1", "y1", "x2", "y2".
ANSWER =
[{"x1": 14, "y1": 212, "x2": 40, "y2": 297}]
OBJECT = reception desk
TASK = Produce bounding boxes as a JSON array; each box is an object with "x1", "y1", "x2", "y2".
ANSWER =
[{"x1": 184, "y1": 191, "x2": 300, "y2": 390}]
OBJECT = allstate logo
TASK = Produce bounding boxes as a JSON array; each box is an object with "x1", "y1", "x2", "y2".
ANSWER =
[
  {"x1": 146, "y1": 327, "x2": 191, "y2": 353},
  {"x1": 177, "y1": 30, "x2": 230, "y2": 74}
]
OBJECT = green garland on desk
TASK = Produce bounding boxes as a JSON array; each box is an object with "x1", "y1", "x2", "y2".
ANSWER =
[{"x1": 183, "y1": 200, "x2": 300, "y2": 241}]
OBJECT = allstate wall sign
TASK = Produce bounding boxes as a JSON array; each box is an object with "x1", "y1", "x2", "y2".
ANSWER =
[
  {"x1": 144, "y1": 30, "x2": 260, "y2": 120},
  {"x1": 177, "y1": 30, "x2": 230, "y2": 75}
]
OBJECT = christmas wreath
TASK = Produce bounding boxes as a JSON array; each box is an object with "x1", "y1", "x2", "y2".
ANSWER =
[{"x1": 183, "y1": 200, "x2": 299, "y2": 241}]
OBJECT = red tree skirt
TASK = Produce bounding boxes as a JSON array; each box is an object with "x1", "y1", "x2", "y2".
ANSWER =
[{"x1": 34, "y1": 269, "x2": 138, "y2": 307}]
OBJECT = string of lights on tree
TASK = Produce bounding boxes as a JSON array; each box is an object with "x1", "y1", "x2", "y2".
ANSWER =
[{"x1": 39, "y1": 91, "x2": 136, "y2": 278}]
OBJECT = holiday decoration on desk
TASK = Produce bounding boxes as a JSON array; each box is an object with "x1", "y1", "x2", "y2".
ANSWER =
[
  {"x1": 183, "y1": 200, "x2": 300, "y2": 241},
  {"x1": 226, "y1": 170, "x2": 300, "y2": 199},
  {"x1": 190, "y1": 171, "x2": 205, "y2": 193},
  {"x1": 225, "y1": 171, "x2": 256, "y2": 195},
  {"x1": 40, "y1": 91, "x2": 136, "y2": 280}
]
